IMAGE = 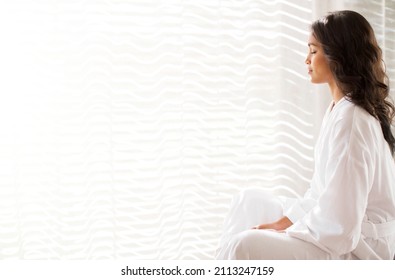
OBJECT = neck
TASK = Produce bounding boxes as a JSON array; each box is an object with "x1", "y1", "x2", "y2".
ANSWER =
[{"x1": 328, "y1": 81, "x2": 344, "y2": 104}]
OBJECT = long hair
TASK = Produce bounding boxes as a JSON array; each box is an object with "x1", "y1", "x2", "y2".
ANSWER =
[{"x1": 311, "y1": 10, "x2": 395, "y2": 155}]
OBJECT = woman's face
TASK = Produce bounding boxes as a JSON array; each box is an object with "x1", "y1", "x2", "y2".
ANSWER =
[{"x1": 305, "y1": 34, "x2": 334, "y2": 84}]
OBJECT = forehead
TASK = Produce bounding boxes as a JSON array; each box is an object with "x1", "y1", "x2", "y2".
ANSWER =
[{"x1": 308, "y1": 33, "x2": 320, "y2": 47}]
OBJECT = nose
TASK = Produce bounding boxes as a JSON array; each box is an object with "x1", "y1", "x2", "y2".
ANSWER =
[{"x1": 305, "y1": 56, "x2": 310, "y2": 65}]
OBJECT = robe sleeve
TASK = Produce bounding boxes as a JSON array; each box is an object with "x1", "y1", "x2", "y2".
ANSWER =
[
  {"x1": 283, "y1": 186, "x2": 318, "y2": 223},
  {"x1": 286, "y1": 111, "x2": 375, "y2": 256},
  {"x1": 282, "y1": 105, "x2": 333, "y2": 223}
]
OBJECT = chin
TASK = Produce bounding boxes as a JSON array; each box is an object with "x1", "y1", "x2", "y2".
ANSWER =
[{"x1": 310, "y1": 78, "x2": 324, "y2": 84}]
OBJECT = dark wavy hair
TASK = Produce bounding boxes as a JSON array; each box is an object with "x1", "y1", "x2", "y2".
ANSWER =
[{"x1": 311, "y1": 10, "x2": 395, "y2": 155}]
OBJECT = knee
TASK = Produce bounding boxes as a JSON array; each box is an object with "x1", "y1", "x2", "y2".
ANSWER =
[
  {"x1": 228, "y1": 231, "x2": 258, "y2": 260},
  {"x1": 237, "y1": 188, "x2": 274, "y2": 205}
]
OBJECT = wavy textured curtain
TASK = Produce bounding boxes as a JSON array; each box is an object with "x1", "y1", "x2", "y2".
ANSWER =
[{"x1": 0, "y1": 0, "x2": 394, "y2": 259}]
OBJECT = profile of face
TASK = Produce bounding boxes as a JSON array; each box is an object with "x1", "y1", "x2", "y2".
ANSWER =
[{"x1": 305, "y1": 34, "x2": 334, "y2": 85}]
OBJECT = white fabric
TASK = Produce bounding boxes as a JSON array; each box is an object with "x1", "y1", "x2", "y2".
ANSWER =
[
  {"x1": 216, "y1": 189, "x2": 336, "y2": 259},
  {"x1": 217, "y1": 98, "x2": 395, "y2": 260}
]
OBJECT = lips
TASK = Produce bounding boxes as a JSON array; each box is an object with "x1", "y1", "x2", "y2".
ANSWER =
[{"x1": 308, "y1": 69, "x2": 312, "y2": 74}]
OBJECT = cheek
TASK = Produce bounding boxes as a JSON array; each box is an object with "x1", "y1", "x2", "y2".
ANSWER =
[{"x1": 314, "y1": 55, "x2": 330, "y2": 73}]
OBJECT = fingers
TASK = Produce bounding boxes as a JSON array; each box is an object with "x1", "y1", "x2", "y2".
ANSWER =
[
  {"x1": 252, "y1": 224, "x2": 267, "y2": 230},
  {"x1": 251, "y1": 224, "x2": 284, "y2": 232},
  {"x1": 252, "y1": 224, "x2": 264, "y2": 229}
]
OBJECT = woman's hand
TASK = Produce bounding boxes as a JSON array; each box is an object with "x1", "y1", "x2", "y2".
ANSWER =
[{"x1": 252, "y1": 216, "x2": 293, "y2": 231}]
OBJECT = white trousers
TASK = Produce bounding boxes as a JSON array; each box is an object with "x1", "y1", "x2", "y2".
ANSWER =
[{"x1": 215, "y1": 189, "x2": 334, "y2": 260}]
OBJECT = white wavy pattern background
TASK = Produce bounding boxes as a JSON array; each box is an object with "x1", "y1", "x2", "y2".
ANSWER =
[{"x1": 0, "y1": 0, "x2": 393, "y2": 259}]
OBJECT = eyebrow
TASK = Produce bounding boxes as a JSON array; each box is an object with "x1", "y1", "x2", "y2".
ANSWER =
[{"x1": 308, "y1": 43, "x2": 318, "y2": 47}]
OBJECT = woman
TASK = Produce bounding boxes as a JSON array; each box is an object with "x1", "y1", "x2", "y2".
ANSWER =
[{"x1": 216, "y1": 10, "x2": 395, "y2": 260}]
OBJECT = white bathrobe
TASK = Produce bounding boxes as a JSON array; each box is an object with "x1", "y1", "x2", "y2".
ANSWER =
[{"x1": 216, "y1": 98, "x2": 395, "y2": 260}]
